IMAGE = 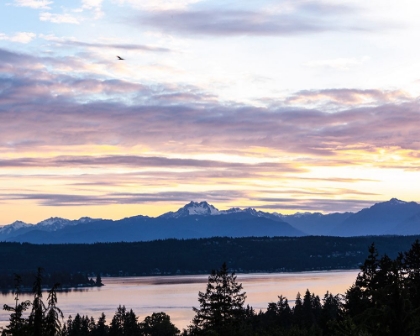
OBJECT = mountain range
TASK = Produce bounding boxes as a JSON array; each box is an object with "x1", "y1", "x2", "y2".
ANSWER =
[{"x1": 1, "y1": 198, "x2": 420, "y2": 244}]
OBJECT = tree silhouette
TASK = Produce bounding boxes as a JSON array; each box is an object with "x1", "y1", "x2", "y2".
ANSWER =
[
  {"x1": 95, "y1": 274, "x2": 103, "y2": 287},
  {"x1": 28, "y1": 267, "x2": 46, "y2": 336},
  {"x1": 2, "y1": 274, "x2": 31, "y2": 336},
  {"x1": 91, "y1": 313, "x2": 108, "y2": 336},
  {"x1": 140, "y1": 312, "x2": 180, "y2": 336},
  {"x1": 109, "y1": 305, "x2": 140, "y2": 335},
  {"x1": 44, "y1": 282, "x2": 64, "y2": 336},
  {"x1": 189, "y1": 262, "x2": 246, "y2": 335}
]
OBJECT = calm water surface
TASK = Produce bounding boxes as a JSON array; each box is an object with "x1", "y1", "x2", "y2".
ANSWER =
[{"x1": 0, "y1": 270, "x2": 358, "y2": 330}]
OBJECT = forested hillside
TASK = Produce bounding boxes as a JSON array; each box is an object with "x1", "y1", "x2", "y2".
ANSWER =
[{"x1": 0, "y1": 235, "x2": 419, "y2": 277}]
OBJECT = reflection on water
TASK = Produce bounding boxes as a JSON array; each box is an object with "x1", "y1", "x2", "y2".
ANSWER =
[
  {"x1": 0, "y1": 270, "x2": 358, "y2": 330},
  {"x1": 1, "y1": 287, "x2": 90, "y2": 296}
]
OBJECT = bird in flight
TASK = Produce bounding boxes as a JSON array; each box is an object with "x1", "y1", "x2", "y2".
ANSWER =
[{"x1": 117, "y1": 56, "x2": 124, "y2": 60}]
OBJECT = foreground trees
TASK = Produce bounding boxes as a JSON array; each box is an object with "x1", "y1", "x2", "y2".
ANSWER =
[
  {"x1": 2, "y1": 268, "x2": 62, "y2": 336},
  {"x1": 188, "y1": 262, "x2": 246, "y2": 335},
  {"x1": 3, "y1": 240, "x2": 420, "y2": 335},
  {"x1": 2, "y1": 274, "x2": 31, "y2": 336},
  {"x1": 342, "y1": 241, "x2": 420, "y2": 336},
  {"x1": 184, "y1": 241, "x2": 420, "y2": 335}
]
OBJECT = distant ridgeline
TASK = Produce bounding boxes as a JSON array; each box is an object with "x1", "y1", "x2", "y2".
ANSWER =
[
  {"x1": 0, "y1": 236, "x2": 419, "y2": 276},
  {"x1": 1, "y1": 199, "x2": 420, "y2": 244}
]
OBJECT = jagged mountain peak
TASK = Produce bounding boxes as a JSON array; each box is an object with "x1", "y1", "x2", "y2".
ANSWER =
[
  {"x1": 183, "y1": 201, "x2": 220, "y2": 215},
  {"x1": 372, "y1": 198, "x2": 414, "y2": 207},
  {"x1": 0, "y1": 220, "x2": 32, "y2": 232},
  {"x1": 160, "y1": 201, "x2": 221, "y2": 218},
  {"x1": 388, "y1": 198, "x2": 407, "y2": 205},
  {"x1": 35, "y1": 217, "x2": 90, "y2": 232},
  {"x1": 223, "y1": 207, "x2": 243, "y2": 214},
  {"x1": 363, "y1": 198, "x2": 417, "y2": 212},
  {"x1": 11, "y1": 220, "x2": 30, "y2": 226},
  {"x1": 37, "y1": 217, "x2": 71, "y2": 227},
  {"x1": 331, "y1": 198, "x2": 420, "y2": 236}
]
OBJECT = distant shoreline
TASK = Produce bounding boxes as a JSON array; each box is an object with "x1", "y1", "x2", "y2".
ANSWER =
[{"x1": 0, "y1": 236, "x2": 418, "y2": 278}]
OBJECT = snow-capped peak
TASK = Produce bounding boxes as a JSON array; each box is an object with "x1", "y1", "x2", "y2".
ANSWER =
[
  {"x1": 185, "y1": 201, "x2": 220, "y2": 215},
  {"x1": 35, "y1": 217, "x2": 80, "y2": 231},
  {"x1": 217, "y1": 206, "x2": 288, "y2": 221},
  {"x1": 160, "y1": 201, "x2": 221, "y2": 218},
  {"x1": 10, "y1": 220, "x2": 31, "y2": 228},
  {"x1": 0, "y1": 220, "x2": 32, "y2": 234},
  {"x1": 77, "y1": 217, "x2": 98, "y2": 223},
  {"x1": 389, "y1": 198, "x2": 406, "y2": 205},
  {"x1": 37, "y1": 217, "x2": 71, "y2": 227},
  {"x1": 222, "y1": 207, "x2": 244, "y2": 214}
]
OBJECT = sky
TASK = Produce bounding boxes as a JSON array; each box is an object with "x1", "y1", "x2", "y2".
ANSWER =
[{"x1": 1, "y1": 0, "x2": 420, "y2": 224}]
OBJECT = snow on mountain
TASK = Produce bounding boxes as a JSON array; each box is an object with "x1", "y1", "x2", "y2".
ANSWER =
[
  {"x1": 160, "y1": 201, "x2": 221, "y2": 218},
  {"x1": 35, "y1": 217, "x2": 98, "y2": 231},
  {"x1": 78, "y1": 217, "x2": 97, "y2": 223},
  {"x1": 292, "y1": 212, "x2": 323, "y2": 218},
  {"x1": 187, "y1": 201, "x2": 220, "y2": 215},
  {"x1": 160, "y1": 201, "x2": 289, "y2": 221},
  {"x1": 37, "y1": 217, "x2": 71, "y2": 227},
  {"x1": 389, "y1": 198, "x2": 407, "y2": 205},
  {"x1": 221, "y1": 207, "x2": 243, "y2": 214},
  {"x1": 2, "y1": 198, "x2": 419, "y2": 242},
  {"x1": 0, "y1": 220, "x2": 32, "y2": 234},
  {"x1": 0, "y1": 216, "x2": 104, "y2": 241}
]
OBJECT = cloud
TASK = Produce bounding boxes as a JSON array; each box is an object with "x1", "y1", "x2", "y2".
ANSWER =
[
  {"x1": 0, "y1": 32, "x2": 36, "y2": 44},
  {"x1": 115, "y1": 0, "x2": 203, "y2": 11},
  {"x1": 39, "y1": 12, "x2": 80, "y2": 24},
  {"x1": 41, "y1": 36, "x2": 172, "y2": 52},
  {"x1": 13, "y1": 0, "x2": 52, "y2": 9},
  {"x1": 2, "y1": 190, "x2": 246, "y2": 207},
  {"x1": 81, "y1": 0, "x2": 102, "y2": 10},
  {"x1": 303, "y1": 56, "x2": 369, "y2": 70},
  {"x1": 255, "y1": 198, "x2": 377, "y2": 213},
  {"x1": 0, "y1": 155, "x2": 301, "y2": 172},
  {"x1": 285, "y1": 89, "x2": 411, "y2": 107},
  {"x1": 1, "y1": 47, "x2": 420, "y2": 166},
  {"x1": 260, "y1": 187, "x2": 380, "y2": 197},
  {"x1": 80, "y1": 0, "x2": 104, "y2": 19},
  {"x1": 135, "y1": 3, "x2": 371, "y2": 37}
]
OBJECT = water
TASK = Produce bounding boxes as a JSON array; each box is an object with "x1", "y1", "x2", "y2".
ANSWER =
[{"x1": 0, "y1": 270, "x2": 358, "y2": 330}]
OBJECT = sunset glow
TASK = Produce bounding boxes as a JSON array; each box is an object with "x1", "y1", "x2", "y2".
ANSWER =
[{"x1": 1, "y1": 0, "x2": 420, "y2": 224}]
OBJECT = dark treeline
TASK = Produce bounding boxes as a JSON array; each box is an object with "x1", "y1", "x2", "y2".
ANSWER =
[
  {"x1": 1, "y1": 235, "x2": 420, "y2": 276},
  {"x1": 0, "y1": 271, "x2": 103, "y2": 292},
  {"x1": 2, "y1": 240, "x2": 420, "y2": 335}
]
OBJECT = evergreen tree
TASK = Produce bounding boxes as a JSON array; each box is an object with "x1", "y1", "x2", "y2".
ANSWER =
[
  {"x1": 355, "y1": 243, "x2": 380, "y2": 304},
  {"x1": 28, "y1": 267, "x2": 47, "y2": 336},
  {"x1": 402, "y1": 239, "x2": 420, "y2": 307},
  {"x1": 293, "y1": 292, "x2": 303, "y2": 326},
  {"x1": 189, "y1": 262, "x2": 246, "y2": 335},
  {"x1": 343, "y1": 242, "x2": 420, "y2": 335},
  {"x1": 140, "y1": 312, "x2": 180, "y2": 336},
  {"x1": 259, "y1": 295, "x2": 292, "y2": 332},
  {"x1": 109, "y1": 305, "x2": 140, "y2": 336},
  {"x1": 91, "y1": 313, "x2": 109, "y2": 336},
  {"x1": 95, "y1": 274, "x2": 103, "y2": 287},
  {"x1": 109, "y1": 306, "x2": 126, "y2": 336},
  {"x1": 2, "y1": 274, "x2": 31, "y2": 336},
  {"x1": 44, "y1": 283, "x2": 64, "y2": 336},
  {"x1": 277, "y1": 295, "x2": 292, "y2": 328},
  {"x1": 302, "y1": 289, "x2": 314, "y2": 328}
]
